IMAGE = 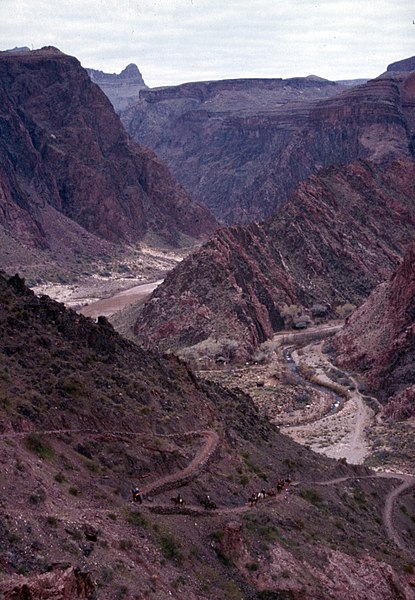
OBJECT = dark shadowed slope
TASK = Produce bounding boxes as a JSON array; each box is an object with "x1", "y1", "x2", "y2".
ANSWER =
[
  {"x1": 0, "y1": 47, "x2": 217, "y2": 256},
  {"x1": 334, "y1": 241, "x2": 415, "y2": 419},
  {"x1": 133, "y1": 160, "x2": 415, "y2": 358},
  {"x1": 122, "y1": 61, "x2": 415, "y2": 224}
]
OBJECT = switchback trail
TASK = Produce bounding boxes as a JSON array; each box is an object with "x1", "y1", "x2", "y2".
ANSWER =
[
  {"x1": 275, "y1": 332, "x2": 415, "y2": 556},
  {"x1": 314, "y1": 472, "x2": 415, "y2": 555},
  {"x1": 1, "y1": 383, "x2": 413, "y2": 555}
]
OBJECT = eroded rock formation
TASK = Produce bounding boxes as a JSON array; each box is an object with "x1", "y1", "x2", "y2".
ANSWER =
[
  {"x1": 86, "y1": 63, "x2": 147, "y2": 112},
  {"x1": 133, "y1": 159, "x2": 415, "y2": 358},
  {"x1": 122, "y1": 62, "x2": 415, "y2": 224},
  {"x1": 1, "y1": 566, "x2": 95, "y2": 600},
  {"x1": 334, "y1": 241, "x2": 415, "y2": 419},
  {"x1": 0, "y1": 47, "x2": 217, "y2": 254}
]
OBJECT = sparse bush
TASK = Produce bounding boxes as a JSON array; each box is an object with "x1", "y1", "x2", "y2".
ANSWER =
[
  {"x1": 159, "y1": 533, "x2": 181, "y2": 561},
  {"x1": 310, "y1": 303, "x2": 328, "y2": 318},
  {"x1": 300, "y1": 488, "x2": 322, "y2": 505},
  {"x1": 101, "y1": 566, "x2": 114, "y2": 583},
  {"x1": 54, "y1": 472, "x2": 67, "y2": 483},
  {"x1": 29, "y1": 488, "x2": 46, "y2": 505},
  {"x1": 59, "y1": 377, "x2": 84, "y2": 398},
  {"x1": 253, "y1": 340, "x2": 278, "y2": 364},
  {"x1": 127, "y1": 511, "x2": 147, "y2": 528},
  {"x1": 68, "y1": 486, "x2": 79, "y2": 496},
  {"x1": 335, "y1": 303, "x2": 356, "y2": 319},
  {"x1": 25, "y1": 433, "x2": 54, "y2": 460},
  {"x1": 281, "y1": 304, "x2": 300, "y2": 319}
]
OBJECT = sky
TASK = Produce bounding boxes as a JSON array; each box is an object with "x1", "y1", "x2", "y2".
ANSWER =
[{"x1": 2, "y1": 0, "x2": 414, "y2": 87}]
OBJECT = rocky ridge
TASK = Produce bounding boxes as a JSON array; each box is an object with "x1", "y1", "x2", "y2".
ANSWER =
[
  {"x1": 334, "y1": 241, "x2": 415, "y2": 419},
  {"x1": 122, "y1": 62, "x2": 415, "y2": 223},
  {"x1": 0, "y1": 47, "x2": 217, "y2": 263},
  {"x1": 132, "y1": 159, "x2": 415, "y2": 358}
]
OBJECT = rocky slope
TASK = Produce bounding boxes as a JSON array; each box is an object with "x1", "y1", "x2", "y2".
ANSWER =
[
  {"x1": 122, "y1": 62, "x2": 415, "y2": 224},
  {"x1": 0, "y1": 272, "x2": 413, "y2": 599},
  {"x1": 86, "y1": 63, "x2": 147, "y2": 112},
  {"x1": 334, "y1": 242, "x2": 415, "y2": 420},
  {"x1": 0, "y1": 47, "x2": 217, "y2": 261},
  {"x1": 132, "y1": 159, "x2": 415, "y2": 358}
]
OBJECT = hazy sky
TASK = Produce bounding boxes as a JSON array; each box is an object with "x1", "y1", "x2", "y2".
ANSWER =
[{"x1": 2, "y1": 0, "x2": 414, "y2": 87}]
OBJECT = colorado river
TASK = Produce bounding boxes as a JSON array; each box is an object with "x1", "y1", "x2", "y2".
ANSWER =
[{"x1": 78, "y1": 280, "x2": 163, "y2": 319}]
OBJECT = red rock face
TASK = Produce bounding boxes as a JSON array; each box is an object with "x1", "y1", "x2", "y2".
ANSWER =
[
  {"x1": 122, "y1": 69, "x2": 415, "y2": 224},
  {"x1": 133, "y1": 159, "x2": 415, "y2": 357},
  {"x1": 334, "y1": 242, "x2": 415, "y2": 419},
  {"x1": 0, "y1": 47, "x2": 217, "y2": 250},
  {"x1": 1, "y1": 566, "x2": 95, "y2": 600}
]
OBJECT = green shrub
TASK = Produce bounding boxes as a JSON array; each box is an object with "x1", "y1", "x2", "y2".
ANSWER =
[
  {"x1": 54, "y1": 472, "x2": 67, "y2": 483},
  {"x1": 25, "y1": 433, "x2": 54, "y2": 460},
  {"x1": 300, "y1": 488, "x2": 322, "y2": 505},
  {"x1": 159, "y1": 533, "x2": 181, "y2": 561},
  {"x1": 127, "y1": 511, "x2": 147, "y2": 528}
]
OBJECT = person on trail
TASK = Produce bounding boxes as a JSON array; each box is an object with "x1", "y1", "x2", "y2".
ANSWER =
[{"x1": 132, "y1": 487, "x2": 142, "y2": 504}]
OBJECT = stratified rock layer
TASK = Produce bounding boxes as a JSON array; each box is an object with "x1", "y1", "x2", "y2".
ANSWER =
[
  {"x1": 0, "y1": 47, "x2": 217, "y2": 253},
  {"x1": 133, "y1": 160, "x2": 415, "y2": 357},
  {"x1": 334, "y1": 241, "x2": 415, "y2": 419},
  {"x1": 86, "y1": 63, "x2": 147, "y2": 112},
  {"x1": 122, "y1": 68, "x2": 415, "y2": 224}
]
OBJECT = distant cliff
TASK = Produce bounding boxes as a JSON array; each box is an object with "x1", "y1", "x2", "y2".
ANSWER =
[
  {"x1": 86, "y1": 63, "x2": 147, "y2": 112},
  {"x1": 387, "y1": 55, "x2": 415, "y2": 73},
  {"x1": 122, "y1": 65, "x2": 415, "y2": 224},
  {"x1": 0, "y1": 47, "x2": 217, "y2": 258}
]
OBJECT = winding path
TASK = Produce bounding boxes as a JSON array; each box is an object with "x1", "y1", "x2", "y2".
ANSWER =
[
  {"x1": 313, "y1": 472, "x2": 415, "y2": 555},
  {"x1": 274, "y1": 328, "x2": 415, "y2": 556},
  {"x1": 1, "y1": 358, "x2": 414, "y2": 556},
  {"x1": 281, "y1": 341, "x2": 373, "y2": 464}
]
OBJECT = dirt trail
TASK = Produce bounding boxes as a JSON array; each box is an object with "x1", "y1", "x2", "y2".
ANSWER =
[
  {"x1": 282, "y1": 341, "x2": 373, "y2": 464},
  {"x1": 141, "y1": 430, "x2": 219, "y2": 497},
  {"x1": 272, "y1": 330, "x2": 415, "y2": 555},
  {"x1": 2, "y1": 423, "x2": 414, "y2": 555},
  {"x1": 314, "y1": 472, "x2": 415, "y2": 555}
]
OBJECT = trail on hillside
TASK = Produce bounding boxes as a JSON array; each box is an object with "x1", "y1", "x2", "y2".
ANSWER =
[
  {"x1": 272, "y1": 330, "x2": 414, "y2": 556},
  {"x1": 1, "y1": 333, "x2": 413, "y2": 557},
  {"x1": 314, "y1": 472, "x2": 415, "y2": 555}
]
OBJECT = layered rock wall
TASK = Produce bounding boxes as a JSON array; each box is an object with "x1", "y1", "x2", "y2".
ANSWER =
[
  {"x1": 122, "y1": 70, "x2": 415, "y2": 224},
  {"x1": 0, "y1": 47, "x2": 216, "y2": 252}
]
